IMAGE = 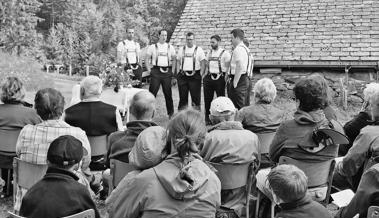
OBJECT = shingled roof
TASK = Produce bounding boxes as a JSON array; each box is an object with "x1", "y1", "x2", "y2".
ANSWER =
[{"x1": 171, "y1": 0, "x2": 379, "y2": 68}]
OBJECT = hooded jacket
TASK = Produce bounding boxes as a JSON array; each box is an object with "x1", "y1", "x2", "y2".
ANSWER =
[
  {"x1": 107, "y1": 120, "x2": 157, "y2": 166},
  {"x1": 269, "y1": 110, "x2": 343, "y2": 163},
  {"x1": 110, "y1": 153, "x2": 221, "y2": 218}
]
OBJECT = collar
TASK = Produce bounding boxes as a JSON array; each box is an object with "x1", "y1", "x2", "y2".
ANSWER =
[
  {"x1": 82, "y1": 98, "x2": 100, "y2": 102},
  {"x1": 44, "y1": 167, "x2": 79, "y2": 181},
  {"x1": 38, "y1": 119, "x2": 70, "y2": 127},
  {"x1": 208, "y1": 121, "x2": 244, "y2": 132},
  {"x1": 278, "y1": 195, "x2": 311, "y2": 210}
]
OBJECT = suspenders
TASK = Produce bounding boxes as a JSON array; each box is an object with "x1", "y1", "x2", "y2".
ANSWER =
[
  {"x1": 208, "y1": 49, "x2": 225, "y2": 80},
  {"x1": 181, "y1": 46, "x2": 198, "y2": 76},
  {"x1": 123, "y1": 41, "x2": 139, "y2": 66},
  {"x1": 155, "y1": 43, "x2": 170, "y2": 67}
]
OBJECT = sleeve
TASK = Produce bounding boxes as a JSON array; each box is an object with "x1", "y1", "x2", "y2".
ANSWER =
[
  {"x1": 197, "y1": 47, "x2": 206, "y2": 62},
  {"x1": 233, "y1": 47, "x2": 244, "y2": 62},
  {"x1": 335, "y1": 168, "x2": 379, "y2": 218},
  {"x1": 75, "y1": 130, "x2": 91, "y2": 171},
  {"x1": 235, "y1": 108, "x2": 246, "y2": 124},
  {"x1": 269, "y1": 123, "x2": 287, "y2": 163},
  {"x1": 176, "y1": 46, "x2": 183, "y2": 60},
  {"x1": 136, "y1": 42, "x2": 141, "y2": 63},
  {"x1": 79, "y1": 187, "x2": 101, "y2": 218},
  {"x1": 222, "y1": 50, "x2": 231, "y2": 63},
  {"x1": 106, "y1": 171, "x2": 140, "y2": 208},
  {"x1": 338, "y1": 131, "x2": 372, "y2": 177},
  {"x1": 170, "y1": 44, "x2": 176, "y2": 60},
  {"x1": 16, "y1": 127, "x2": 27, "y2": 156},
  {"x1": 110, "y1": 174, "x2": 149, "y2": 218},
  {"x1": 115, "y1": 109, "x2": 124, "y2": 131},
  {"x1": 116, "y1": 42, "x2": 123, "y2": 63}
]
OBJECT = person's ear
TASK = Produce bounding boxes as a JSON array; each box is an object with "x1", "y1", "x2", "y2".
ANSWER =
[{"x1": 80, "y1": 87, "x2": 85, "y2": 100}]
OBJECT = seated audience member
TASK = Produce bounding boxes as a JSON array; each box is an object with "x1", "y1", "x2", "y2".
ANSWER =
[
  {"x1": 64, "y1": 75, "x2": 123, "y2": 170},
  {"x1": 268, "y1": 164, "x2": 332, "y2": 218},
  {"x1": 334, "y1": 163, "x2": 379, "y2": 218},
  {"x1": 15, "y1": 88, "x2": 92, "y2": 212},
  {"x1": 341, "y1": 82, "x2": 379, "y2": 155},
  {"x1": 256, "y1": 76, "x2": 344, "y2": 203},
  {"x1": 107, "y1": 90, "x2": 157, "y2": 164},
  {"x1": 237, "y1": 78, "x2": 283, "y2": 168},
  {"x1": 110, "y1": 109, "x2": 221, "y2": 218},
  {"x1": 19, "y1": 135, "x2": 100, "y2": 218},
  {"x1": 333, "y1": 88, "x2": 379, "y2": 191},
  {"x1": 269, "y1": 76, "x2": 344, "y2": 163},
  {"x1": 0, "y1": 77, "x2": 41, "y2": 196},
  {"x1": 200, "y1": 96, "x2": 259, "y2": 216},
  {"x1": 106, "y1": 126, "x2": 167, "y2": 213}
]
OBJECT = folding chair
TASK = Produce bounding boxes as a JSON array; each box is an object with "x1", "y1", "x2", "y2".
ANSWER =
[
  {"x1": 12, "y1": 157, "x2": 48, "y2": 203},
  {"x1": 279, "y1": 156, "x2": 336, "y2": 205},
  {"x1": 0, "y1": 129, "x2": 21, "y2": 196},
  {"x1": 209, "y1": 162, "x2": 253, "y2": 218},
  {"x1": 88, "y1": 135, "x2": 108, "y2": 157},
  {"x1": 108, "y1": 159, "x2": 137, "y2": 194},
  {"x1": 8, "y1": 209, "x2": 95, "y2": 218},
  {"x1": 368, "y1": 206, "x2": 379, "y2": 218},
  {"x1": 255, "y1": 132, "x2": 276, "y2": 169}
]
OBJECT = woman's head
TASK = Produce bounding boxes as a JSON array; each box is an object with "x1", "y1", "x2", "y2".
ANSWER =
[
  {"x1": 34, "y1": 88, "x2": 65, "y2": 120},
  {"x1": 370, "y1": 89, "x2": 379, "y2": 121},
  {"x1": 166, "y1": 109, "x2": 206, "y2": 160},
  {"x1": 1, "y1": 77, "x2": 26, "y2": 104},
  {"x1": 253, "y1": 78, "x2": 277, "y2": 104},
  {"x1": 363, "y1": 83, "x2": 379, "y2": 103},
  {"x1": 294, "y1": 76, "x2": 327, "y2": 112}
]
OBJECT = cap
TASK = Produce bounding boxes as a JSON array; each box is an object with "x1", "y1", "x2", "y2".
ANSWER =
[
  {"x1": 47, "y1": 135, "x2": 83, "y2": 166},
  {"x1": 129, "y1": 126, "x2": 167, "y2": 170},
  {"x1": 210, "y1": 97, "x2": 236, "y2": 116}
]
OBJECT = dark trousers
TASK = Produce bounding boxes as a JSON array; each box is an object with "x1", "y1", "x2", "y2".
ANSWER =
[
  {"x1": 227, "y1": 74, "x2": 248, "y2": 110},
  {"x1": 203, "y1": 74, "x2": 226, "y2": 123},
  {"x1": 149, "y1": 67, "x2": 174, "y2": 116},
  {"x1": 177, "y1": 70, "x2": 201, "y2": 111},
  {"x1": 244, "y1": 77, "x2": 252, "y2": 106},
  {"x1": 126, "y1": 64, "x2": 142, "y2": 84}
]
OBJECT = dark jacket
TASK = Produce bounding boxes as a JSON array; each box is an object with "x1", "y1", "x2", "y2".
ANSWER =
[
  {"x1": 269, "y1": 110, "x2": 344, "y2": 163},
  {"x1": 335, "y1": 163, "x2": 379, "y2": 218},
  {"x1": 107, "y1": 120, "x2": 157, "y2": 166},
  {"x1": 65, "y1": 101, "x2": 117, "y2": 136},
  {"x1": 341, "y1": 111, "x2": 373, "y2": 155},
  {"x1": 237, "y1": 102, "x2": 284, "y2": 133},
  {"x1": 276, "y1": 195, "x2": 332, "y2": 218},
  {"x1": 20, "y1": 167, "x2": 99, "y2": 218}
]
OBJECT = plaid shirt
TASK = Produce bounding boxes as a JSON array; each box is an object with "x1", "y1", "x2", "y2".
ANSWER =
[{"x1": 14, "y1": 119, "x2": 92, "y2": 212}]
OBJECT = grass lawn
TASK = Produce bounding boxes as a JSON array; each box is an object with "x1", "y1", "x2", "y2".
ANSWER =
[{"x1": 0, "y1": 76, "x2": 358, "y2": 217}]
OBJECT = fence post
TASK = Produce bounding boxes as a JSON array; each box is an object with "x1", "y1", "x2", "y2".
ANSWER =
[
  {"x1": 69, "y1": 65, "x2": 72, "y2": 76},
  {"x1": 46, "y1": 64, "x2": 51, "y2": 74},
  {"x1": 86, "y1": 65, "x2": 89, "y2": 76}
]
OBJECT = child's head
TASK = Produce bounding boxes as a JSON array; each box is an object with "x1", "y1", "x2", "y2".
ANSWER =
[{"x1": 267, "y1": 164, "x2": 308, "y2": 204}]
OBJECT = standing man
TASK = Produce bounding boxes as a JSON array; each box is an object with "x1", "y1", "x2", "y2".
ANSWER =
[
  {"x1": 117, "y1": 28, "x2": 142, "y2": 87},
  {"x1": 145, "y1": 29, "x2": 176, "y2": 118},
  {"x1": 227, "y1": 29, "x2": 251, "y2": 110},
  {"x1": 203, "y1": 35, "x2": 231, "y2": 125},
  {"x1": 176, "y1": 32, "x2": 206, "y2": 111}
]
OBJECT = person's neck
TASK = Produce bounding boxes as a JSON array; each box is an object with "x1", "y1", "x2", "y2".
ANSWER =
[
  {"x1": 82, "y1": 96, "x2": 100, "y2": 102},
  {"x1": 158, "y1": 40, "x2": 166, "y2": 45},
  {"x1": 126, "y1": 38, "x2": 133, "y2": 41},
  {"x1": 187, "y1": 44, "x2": 194, "y2": 48},
  {"x1": 212, "y1": 47, "x2": 220, "y2": 52}
]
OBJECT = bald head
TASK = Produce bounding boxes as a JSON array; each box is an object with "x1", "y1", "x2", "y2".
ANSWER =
[{"x1": 130, "y1": 91, "x2": 156, "y2": 120}]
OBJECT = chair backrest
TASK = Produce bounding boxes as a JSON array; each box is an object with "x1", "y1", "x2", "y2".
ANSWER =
[
  {"x1": 62, "y1": 209, "x2": 95, "y2": 218},
  {"x1": 110, "y1": 159, "x2": 137, "y2": 188},
  {"x1": 209, "y1": 162, "x2": 250, "y2": 190},
  {"x1": 368, "y1": 206, "x2": 379, "y2": 218},
  {"x1": 0, "y1": 129, "x2": 21, "y2": 153},
  {"x1": 278, "y1": 156, "x2": 335, "y2": 205},
  {"x1": 88, "y1": 135, "x2": 108, "y2": 156},
  {"x1": 278, "y1": 156, "x2": 333, "y2": 187},
  {"x1": 13, "y1": 157, "x2": 48, "y2": 203},
  {"x1": 256, "y1": 132, "x2": 276, "y2": 154},
  {"x1": 7, "y1": 211, "x2": 25, "y2": 218}
]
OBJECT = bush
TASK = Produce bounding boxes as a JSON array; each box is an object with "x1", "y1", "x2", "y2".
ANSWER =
[{"x1": 0, "y1": 51, "x2": 53, "y2": 91}]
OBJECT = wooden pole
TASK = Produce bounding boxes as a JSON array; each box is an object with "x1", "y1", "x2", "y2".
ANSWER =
[
  {"x1": 69, "y1": 65, "x2": 72, "y2": 76},
  {"x1": 86, "y1": 66, "x2": 89, "y2": 76}
]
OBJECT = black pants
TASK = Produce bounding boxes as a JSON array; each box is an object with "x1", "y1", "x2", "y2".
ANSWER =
[
  {"x1": 203, "y1": 74, "x2": 226, "y2": 123},
  {"x1": 177, "y1": 70, "x2": 201, "y2": 111},
  {"x1": 149, "y1": 67, "x2": 174, "y2": 116},
  {"x1": 227, "y1": 74, "x2": 248, "y2": 110},
  {"x1": 245, "y1": 77, "x2": 252, "y2": 106}
]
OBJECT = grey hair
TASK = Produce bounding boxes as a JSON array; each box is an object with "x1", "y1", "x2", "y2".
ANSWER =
[
  {"x1": 80, "y1": 76, "x2": 102, "y2": 99},
  {"x1": 253, "y1": 78, "x2": 277, "y2": 103},
  {"x1": 363, "y1": 83, "x2": 379, "y2": 102}
]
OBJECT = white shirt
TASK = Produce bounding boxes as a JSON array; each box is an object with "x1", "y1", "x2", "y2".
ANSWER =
[
  {"x1": 146, "y1": 43, "x2": 176, "y2": 67},
  {"x1": 207, "y1": 48, "x2": 231, "y2": 74},
  {"x1": 117, "y1": 39, "x2": 141, "y2": 64},
  {"x1": 177, "y1": 45, "x2": 205, "y2": 71},
  {"x1": 230, "y1": 42, "x2": 250, "y2": 75}
]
